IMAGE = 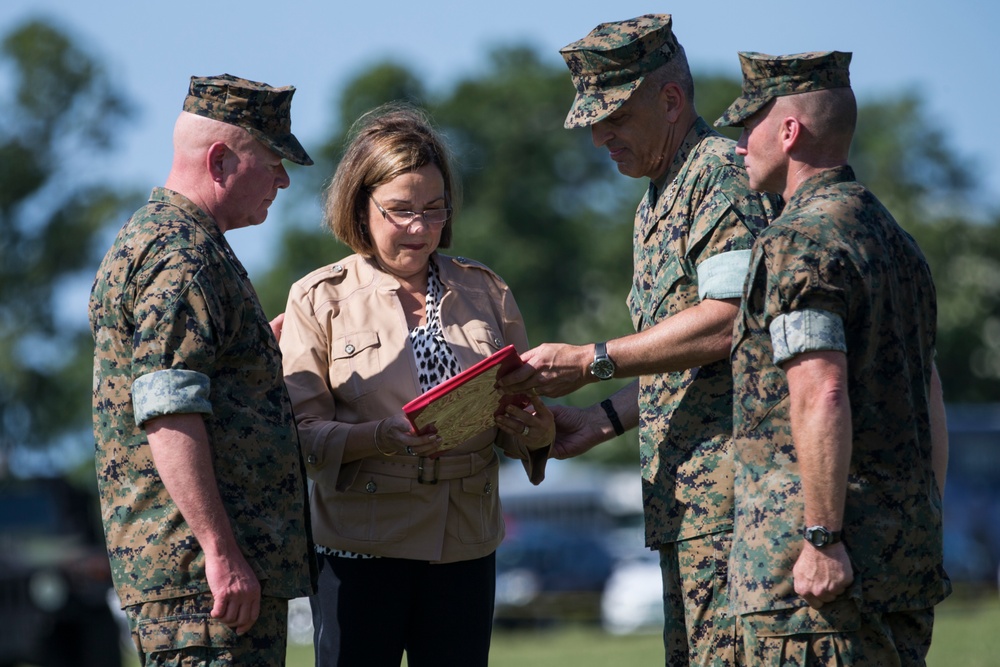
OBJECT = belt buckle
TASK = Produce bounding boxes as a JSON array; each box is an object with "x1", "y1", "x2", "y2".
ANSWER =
[{"x1": 417, "y1": 457, "x2": 439, "y2": 485}]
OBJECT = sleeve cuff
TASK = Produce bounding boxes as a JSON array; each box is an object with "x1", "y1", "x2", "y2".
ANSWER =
[
  {"x1": 132, "y1": 369, "x2": 212, "y2": 426},
  {"x1": 769, "y1": 309, "x2": 847, "y2": 366},
  {"x1": 697, "y1": 249, "x2": 752, "y2": 300}
]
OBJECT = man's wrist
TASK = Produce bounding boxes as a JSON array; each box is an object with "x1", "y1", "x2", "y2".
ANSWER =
[
  {"x1": 803, "y1": 525, "x2": 843, "y2": 549},
  {"x1": 600, "y1": 399, "x2": 625, "y2": 436}
]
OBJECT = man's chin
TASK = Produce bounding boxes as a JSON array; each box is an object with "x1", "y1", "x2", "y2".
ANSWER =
[{"x1": 615, "y1": 162, "x2": 642, "y2": 179}]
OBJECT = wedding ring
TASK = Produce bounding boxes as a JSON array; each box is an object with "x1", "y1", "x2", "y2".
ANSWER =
[
  {"x1": 521, "y1": 425, "x2": 530, "y2": 436},
  {"x1": 405, "y1": 446, "x2": 415, "y2": 456}
]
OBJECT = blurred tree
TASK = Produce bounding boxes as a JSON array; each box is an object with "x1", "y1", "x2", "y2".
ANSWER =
[
  {"x1": 848, "y1": 92, "x2": 1000, "y2": 401},
  {"x1": 254, "y1": 62, "x2": 428, "y2": 314},
  {"x1": 258, "y1": 48, "x2": 1000, "y2": 469},
  {"x1": 0, "y1": 19, "x2": 137, "y2": 471}
]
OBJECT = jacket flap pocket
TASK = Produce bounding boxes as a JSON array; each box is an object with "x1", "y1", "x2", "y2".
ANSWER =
[{"x1": 331, "y1": 331, "x2": 380, "y2": 361}]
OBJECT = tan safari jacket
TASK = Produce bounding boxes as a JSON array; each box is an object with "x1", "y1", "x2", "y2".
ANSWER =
[{"x1": 280, "y1": 253, "x2": 547, "y2": 563}]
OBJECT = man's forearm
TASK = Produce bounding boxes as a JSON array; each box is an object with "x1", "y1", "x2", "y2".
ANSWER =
[
  {"x1": 145, "y1": 412, "x2": 242, "y2": 559},
  {"x1": 784, "y1": 351, "x2": 852, "y2": 529},
  {"x1": 607, "y1": 298, "x2": 739, "y2": 377}
]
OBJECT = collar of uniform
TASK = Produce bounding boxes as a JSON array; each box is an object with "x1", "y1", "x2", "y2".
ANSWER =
[
  {"x1": 149, "y1": 187, "x2": 247, "y2": 277},
  {"x1": 786, "y1": 165, "x2": 856, "y2": 210}
]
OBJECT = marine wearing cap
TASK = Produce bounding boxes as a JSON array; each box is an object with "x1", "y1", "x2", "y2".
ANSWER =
[
  {"x1": 560, "y1": 13, "x2": 680, "y2": 129},
  {"x1": 184, "y1": 73, "x2": 313, "y2": 165},
  {"x1": 715, "y1": 51, "x2": 852, "y2": 128}
]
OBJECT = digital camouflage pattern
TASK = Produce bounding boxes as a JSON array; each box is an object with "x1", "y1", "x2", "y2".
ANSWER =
[
  {"x1": 661, "y1": 533, "x2": 737, "y2": 666},
  {"x1": 183, "y1": 73, "x2": 313, "y2": 165},
  {"x1": 629, "y1": 118, "x2": 776, "y2": 548},
  {"x1": 126, "y1": 592, "x2": 289, "y2": 665},
  {"x1": 90, "y1": 187, "x2": 314, "y2": 607},
  {"x1": 741, "y1": 600, "x2": 935, "y2": 667},
  {"x1": 560, "y1": 13, "x2": 679, "y2": 129},
  {"x1": 629, "y1": 117, "x2": 777, "y2": 667},
  {"x1": 769, "y1": 308, "x2": 847, "y2": 366},
  {"x1": 730, "y1": 166, "x2": 952, "y2": 618},
  {"x1": 715, "y1": 51, "x2": 852, "y2": 129}
]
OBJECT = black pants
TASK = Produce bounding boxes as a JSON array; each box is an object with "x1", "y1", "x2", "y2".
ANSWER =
[{"x1": 311, "y1": 551, "x2": 496, "y2": 667}]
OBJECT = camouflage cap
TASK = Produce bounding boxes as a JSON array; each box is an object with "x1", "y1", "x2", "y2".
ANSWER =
[
  {"x1": 560, "y1": 14, "x2": 680, "y2": 129},
  {"x1": 715, "y1": 51, "x2": 852, "y2": 128},
  {"x1": 183, "y1": 73, "x2": 313, "y2": 165}
]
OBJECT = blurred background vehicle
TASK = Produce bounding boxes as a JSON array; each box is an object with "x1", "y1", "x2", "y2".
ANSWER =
[
  {"x1": 493, "y1": 518, "x2": 615, "y2": 628},
  {"x1": 599, "y1": 544, "x2": 663, "y2": 635},
  {"x1": 940, "y1": 403, "x2": 1000, "y2": 586},
  {"x1": 0, "y1": 476, "x2": 125, "y2": 667},
  {"x1": 496, "y1": 462, "x2": 643, "y2": 630}
]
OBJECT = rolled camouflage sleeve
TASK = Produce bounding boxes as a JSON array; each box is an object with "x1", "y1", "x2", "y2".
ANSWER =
[
  {"x1": 697, "y1": 249, "x2": 752, "y2": 300},
  {"x1": 769, "y1": 308, "x2": 847, "y2": 365},
  {"x1": 132, "y1": 368, "x2": 212, "y2": 426}
]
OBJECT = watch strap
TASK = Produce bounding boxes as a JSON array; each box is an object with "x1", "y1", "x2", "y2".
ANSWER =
[{"x1": 600, "y1": 399, "x2": 625, "y2": 436}]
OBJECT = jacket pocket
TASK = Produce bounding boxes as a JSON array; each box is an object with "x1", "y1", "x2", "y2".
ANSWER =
[
  {"x1": 469, "y1": 325, "x2": 504, "y2": 355},
  {"x1": 631, "y1": 250, "x2": 688, "y2": 328},
  {"x1": 329, "y1": 330, "x2": 381, "y2": 402},
  {"x1": 454, "y1": 462, "x2": 502, "y2": 545},
  {"x1": 332, "y1": 472, "x2": 412, "y2": 543}
]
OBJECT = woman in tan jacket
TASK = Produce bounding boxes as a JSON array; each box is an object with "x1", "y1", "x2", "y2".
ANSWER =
[{"x1": 279, "y1": 104, "x2": 553, "y2": 667}]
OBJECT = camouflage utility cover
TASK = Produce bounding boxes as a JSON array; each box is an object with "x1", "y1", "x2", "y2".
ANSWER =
[
  {"x1": 715, "y1": 51, "x2": 852, "y2": 128},
  {"x1": 628, "y1": 118, "x2": 777, "y2": 546},
  {"x1": 730, "y1": 166, "x2": 952, "y2": 614},
  {"x1": 89, "y1": 188, "x2": 313, "y2": 606},
  {"x1": 183, "y1": 73, "x2": 313, "y2": 165},
  {"x1": 560, "y1": 13, "x2": 679, "y2": 128}
]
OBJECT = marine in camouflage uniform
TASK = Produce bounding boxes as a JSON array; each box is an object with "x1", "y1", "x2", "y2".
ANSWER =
[
  {"x1": 89, "y1": 75, "x2": 315, "y2": 666},
  {"x1": 502, "y1": 15, "x2": 778, "y2": 666},
  {"x1": 716, "y1": 52, "x2": 951, "y2": 666}
]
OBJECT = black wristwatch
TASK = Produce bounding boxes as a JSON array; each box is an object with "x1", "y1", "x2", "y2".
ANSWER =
[
  {"x1": 589, "y1": 342, "x2": 615, "y2": 380},
  {"x1": 803, "y1": 525, "x2": 843, "y2": 548}
]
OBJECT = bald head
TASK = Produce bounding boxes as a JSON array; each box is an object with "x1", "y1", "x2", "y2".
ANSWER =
[
  {"x1": 165, "y1": 111, "x2": 290, "y2": 232},
  {"x1": 172, "y1": 111, "x2": 255, "y2": 165}
]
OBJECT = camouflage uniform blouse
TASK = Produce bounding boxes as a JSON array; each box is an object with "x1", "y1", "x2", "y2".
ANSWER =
[
  {"x1": 730, "y1": 166, "x2": 951, "y2": 614},
  {"x1": 629, "y1": 117, "x2": 774, "y2": 547},
  {"x1": 89, "y1": 187, "x2": 313, "y2": 606}
]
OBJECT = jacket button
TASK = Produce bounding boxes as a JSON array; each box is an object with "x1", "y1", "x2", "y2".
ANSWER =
[
  {"x1": 345, "y1": 344, "x2": 356, "y2": 355},
  {"x1": 484, "y1": 482, "x2": 493, "y2": 495},
  {"x1": 493, "y1": 337, "x2": 502, "y2": 347},
  {"x1": 333, "y1": 264, "x2": 343, "y2": 273},
  {"x1": 365, "y1": 481, "x2": 377, "y2": 493},
  {"x1": 307, "y1": 455, "x2": 317, "y2": 464}
]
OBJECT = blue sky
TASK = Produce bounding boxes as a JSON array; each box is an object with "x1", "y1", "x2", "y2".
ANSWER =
[{"x1": 2, "y1": 0, "x2": 996, "y2": 277}]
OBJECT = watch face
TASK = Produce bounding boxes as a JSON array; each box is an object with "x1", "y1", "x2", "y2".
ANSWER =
[
  {"x1": 805, "y1": 526, "x2": 829, "y2": 547},
  {"x1": 591, "y1": 359, "x2": 615, "y2": 380}
]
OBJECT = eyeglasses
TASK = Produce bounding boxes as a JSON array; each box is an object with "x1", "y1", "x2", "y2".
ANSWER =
[{"x1": 369, "y1": 194, "x2": 451, "y2": 228}]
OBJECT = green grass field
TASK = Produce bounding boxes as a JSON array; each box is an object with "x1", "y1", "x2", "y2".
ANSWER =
[{"x1": 282, "y1": 591, "x2": 1000, "y2": 667}]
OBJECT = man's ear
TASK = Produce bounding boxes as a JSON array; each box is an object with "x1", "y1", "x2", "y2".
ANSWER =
[
  {"x1": 780, "y1": 116, "x2": 801, "y2": 154},
  {"x1": 660, "y1": 82, "x2": 685, "y2": 124},
  {"x1": 206, "y1": 142, "x2": 229, "y2": 183}
]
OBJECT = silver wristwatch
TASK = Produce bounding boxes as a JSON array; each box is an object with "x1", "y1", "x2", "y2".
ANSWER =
[{"x1": 589, "y1": 342, "x2": 615, "y2": 380}]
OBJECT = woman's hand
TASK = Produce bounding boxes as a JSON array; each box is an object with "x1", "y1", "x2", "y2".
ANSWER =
[
  {"x1": 373, "y1": 413, "x2": 442, "y2": 458},
  {"x1": 495, "y1": 394, "x2": 555, "y2": 451}
]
